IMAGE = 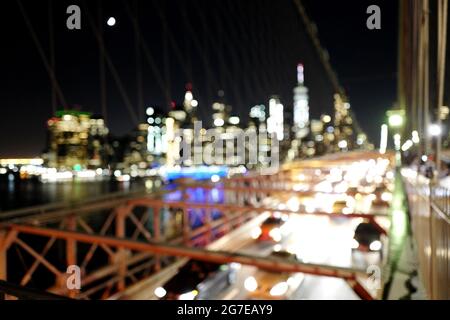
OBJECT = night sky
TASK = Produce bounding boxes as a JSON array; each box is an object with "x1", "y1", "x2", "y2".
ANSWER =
[{"x1": 0, "y1": 0, "x2": 398, "y2": 157}]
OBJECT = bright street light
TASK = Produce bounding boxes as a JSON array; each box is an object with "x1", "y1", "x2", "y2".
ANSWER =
[
  {"x1": 338, "y1": 140, "x2": 348, "y2": 149},
  {"x1": 401, "y1": 140, "x2": 413, "y2": 152},
  {"x1": 379, "y1": 124, "x2": 388, "y2": 154},
  {"x1": 429, "y1": 124, "x2": 443, "y2": 137},
  {"x1": 214, "y1": 118, "x2": 225, "y2": 127},
  {"x1": 412, "y1": 130, "x2": 420, "y2": 144},
  {"x1": 388, "y1": 114, "x2": 403, "y2": 128},
  {"x1": 386, "y1": 109, "x2": 405, "y2": 129},
  {"x1": 394, "y1": 133, "x2": 401, "y2": 151},
  {"x1": 229, "y1": 116, "x2": 240, "y2": 125},
  {"x1": 107, "y1": 17, "x2": 116, "y2": 27}
]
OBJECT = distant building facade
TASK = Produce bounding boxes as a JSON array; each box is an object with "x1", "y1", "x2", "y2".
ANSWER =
[{"x1": 43, "y1": 110, "x2": 109, "y2": 170}]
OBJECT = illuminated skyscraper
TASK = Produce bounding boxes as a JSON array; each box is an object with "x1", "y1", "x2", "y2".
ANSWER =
[
  {"x1": 293, "y1": 64, "x2": 309, "y2": 138},
  {"x1": 87, "y1": 116, "x2": 109, "y2": 168},
  {"x1": 249, "y1": 104, "x2": 267, "y2": 129},
  {"x1": 212, "y1": 102, "x2": 231, "y2": 130},
  {"x1": 182, "y1": 83, "x2": 199, "y2": 126},
  {"x1": 45, "y1": 110, "x2": 92, "y2": 170},
  {"x1": 122, "y1": 123, "x2": 150, "y2": 175},
  {"x1": 267, "y1": 96, "x2": 284, "y2": 141},
  {"x1": 333, "y1": 94, "x2": 354, "y2": 151},
  {"x1": 146, "y1": 106, "x2": 167, "y2": 157},
  {"x1": 164, "y1": 117, "x2": 179, "y2": 167},
  {"x1": 165, "y1": 100, "x2": 189, "y2": 167}
]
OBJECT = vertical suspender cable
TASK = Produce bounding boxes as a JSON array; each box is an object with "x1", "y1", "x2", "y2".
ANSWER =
[
  {"x1": 292, "y1": 0, "x2": 364, "y2": 139},
  {"x1": 17, "y1": 0, "x2": 68, "y2": 110},
  {"x1": 161, "y1": 1, "x2": 172, "y2": 109},
  {"x1": 48, "y1": 0, "x2": 57, "y2": 114},
  {"x1": 84, "y1": 1, "x2": 139, "y2": 126},
  {"x1": 123, "y1": 0, "x2": 170, "y2": 111},
  {"x1": 423, "y1": 0, "x2": 431, "y2": 155},
  {"x1": 152, "y1": 0, "x2": 192, "y2": 85},
  {"x1": 134, "y1": 0, "x2": 144, "y2": 118},
  {"x1": 417, "y1": 0, "x2": 424, "y2": 154},
  {"x1": 414, "y1": 1, "x2": 419, "y2": 132},
  {"x1": 98, "y1": 0, "x2": 108, "y2": 124},
  {"x1": 436, "y1": 0, "x2": 448, "y2": 171}
]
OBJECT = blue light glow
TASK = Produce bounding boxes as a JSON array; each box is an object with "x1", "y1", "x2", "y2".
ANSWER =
[{"x1": 162, "y1": 165, "x2": 229, "y2": 181}]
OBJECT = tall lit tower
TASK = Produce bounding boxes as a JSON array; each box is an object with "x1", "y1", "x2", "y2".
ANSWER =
[
  {"x1": 267, "y1": 96, "x2": 284, "y2": 141},
  {"x1": 293, "y1": 63, "x2": 309, "y2": 138},
  {"x1": 182, "y1": 83, "x2": 198, "y2": 125}
]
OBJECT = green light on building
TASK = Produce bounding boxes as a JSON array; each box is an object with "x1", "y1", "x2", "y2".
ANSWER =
[{"x1": 55, "y1": 110, "x2": 92, "y2": 118}]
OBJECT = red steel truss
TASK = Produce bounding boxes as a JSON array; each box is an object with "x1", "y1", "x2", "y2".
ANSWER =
[{"x1": 0, "y1": 160, "x2": 390, "y2": 300}]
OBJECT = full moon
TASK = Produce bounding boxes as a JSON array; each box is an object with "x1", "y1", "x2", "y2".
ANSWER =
[{"x1": 107, "y1": 17, "x2": 116, "y2": 26}]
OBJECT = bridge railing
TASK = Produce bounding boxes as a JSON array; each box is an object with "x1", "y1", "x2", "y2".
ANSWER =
[
  {"x1": 0, "y1": 175, "x2": 382, "y2": 300},
  {"x1": 402, "y1": 168, "x2": 450, "y2": 300},
  {"x1": 0, "y1": 188, "x2": 149, "y2": 223},
  {"x1": 0, "y1": 280, "x2": 70, "y2": 300}
]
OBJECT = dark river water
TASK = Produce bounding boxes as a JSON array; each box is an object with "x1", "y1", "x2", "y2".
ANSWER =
[
  {"x1": 0, "y1": 173, "x2": 228, "y2": 294},
  {"x1": 0, "y1": 175, "x2": 149, "y2": 212}
]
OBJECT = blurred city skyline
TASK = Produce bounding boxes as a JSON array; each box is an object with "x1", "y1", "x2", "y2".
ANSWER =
[{"x1": 0, "y1": 0, "x2": 397, "y2": 157}]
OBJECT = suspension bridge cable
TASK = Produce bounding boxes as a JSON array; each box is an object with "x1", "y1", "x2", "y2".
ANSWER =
[
  {"x1": 187, "y1": 1, "x2": 217, "y2": 112},
  {"x1": 269, "y1": 3, "x2": 298, "y2": 96},
  {"x1": 231, "y1": 0, "x2": 271, "y2": 104},
  {"x1": 292, "y1": 0, "x2": 365, "y2": 138},
  {"x1": 98, "y1": 0, "x2": 108, "y2": 124},
  {"x1": 436, "y1": 0, "x2": 448, "y2": 168},
  {"x1": 259, "y1": 0, "x2": 283, "y2": 95},
  {"x1": 192, "y1": 0, "x2": 247, "y2": 111},
  {"x1": 160, "y1": 0, "x2": 172, "y2": 110},
  {"x1": 83, "y1": 1, "x2": 139, "y2": 125},
  {"x1": 16, "y1": 0, "x2": 68, "y2": 110},
  {"x1": 209, "y1": 3, "x2": 248, "y2": 110},
  {"x1": 48, "y1": 0, "x2": 56, "y2": 114},
  {"x1": 261, "y1": 0, "x2": 286, "y2": 95},
  {"x1": 292, "y1": 0, "x2": 344, "y2": 98},
  {"x1": 151, "y1": 0, "x2": 192, "y2": 84},
  {"x1": 213, "y1": 6, "x2": 226, "y2": 94},
  {"x1": 133, "y1": 0, "x2": 144, "y2": 119},
  {"x1": 248, "y1": 0, "x2": 270, "y2": 99},
  {"x1": 422, "y1": 0, "x2": 430, "y2": 154},
  {"x1": 227, "y1": 0, "x2": 259, "y2": 102},
  {"x1": 197, "y1": 3, "x2": 216, "y2": 115},
  {"x1": 252, "y1": 0, "x2": 275, "y2": 98},
  {"x1": 217, "y1": 0, "x2": 258, "y2": 106},
  {"x1": 123, "y1": 0, "x2": 171, "y2": 109},
  {"x1": 178, "y1": 2, "x2": 219, "y2": 120},
  {"x1": 411, "y1": 0, "x2": 419, "y2": 134},
  {"x1": 416, "y1": 1, "x2": 424, "y2": 149}
]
